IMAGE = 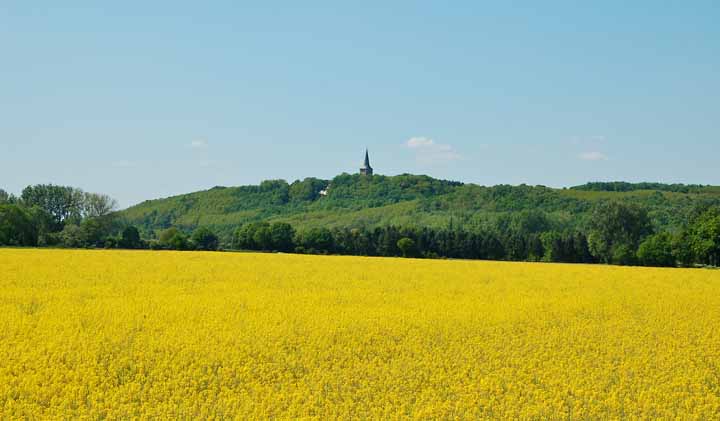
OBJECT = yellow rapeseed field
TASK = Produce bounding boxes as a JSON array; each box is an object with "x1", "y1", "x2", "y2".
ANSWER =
[{"x1": 1, "y1": 248, "x2": 719, "y2": 419}]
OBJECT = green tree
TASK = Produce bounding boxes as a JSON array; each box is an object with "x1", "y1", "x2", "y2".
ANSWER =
[
  {"x1": 79, "y1": 217, "x2": 110, "y2": 248},
  {"x1": 289, "y1": 178, "x2": 328, "y2": 201},
  {"x1": 25, "y1": 206, "x2": 56, "y2": 246},
  {"x1": 158, "y1": 227, "x2": 191, "y2": 249},
  {"x1": 168, "y1": 232, "x2": 189, "y2": 250},
  {"x1": 159, "y1": 227, "x2": 180, "y2": 244},
  {"x1": 21, "y1": 184, "x2": 85, "y2": 228},
  {"x1": 119, "y1": 226, "x2": 143, "y2": 249},
  {"x1": 587, "y1": 201, "x2": 653, "y2": 265},
  {"x1": 0, "y1": 204, "x2": 38, "y2": 246},
  {"x1": 83, "y1": 192, "x2": 118, "y2": 217},
  {"x1": 157, "y1": 228, "x2": 190, "y2": 250},
  {"x1": 60, "y1": 224, "x2": 85, "y2": 248},
  {"x1": 233, "y1": 223, "x2": 266, "y2": 250},
  {"x1": 686, "y1": 207, "x2": 720, "y2": 266},
  {"x1": 258, "y1": 180, "x2": 290, "y2": 205},
  {"x1": 190, "y1": 227, "x2": 219, "y2": 251},
  {"x1": 671, "y1": 230, "x2": 694, "y2": 267},
  {"x1": 296, "y1": 228, "x2": 334, "y2": 254},
  {"x1": 637, "y1": 232, "x2": 676, "y2": 267},
  {"x1": 269, "y1": 222, "x2": 295, "y2": 252},
  {"x1": 397, "y1": 237, "x2": 417, "y2": 257},
  {"x1": 251, "y1": 223, "x2": 273, "y2": 251},
  {"x1": 0, "y1": 189, "x2": 12, "y2": 204},
  {"x1": 540, "y1": 231, "x2": 563, "y2": 262}
]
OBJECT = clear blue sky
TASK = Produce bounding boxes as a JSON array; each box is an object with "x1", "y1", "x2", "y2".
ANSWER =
[{"x1": 2, "y1": 2, "x2": 719, "y2": 208}]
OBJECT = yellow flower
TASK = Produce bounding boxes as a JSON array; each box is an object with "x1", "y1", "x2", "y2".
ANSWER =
[{"x1": 0, "y1": 249, "x2": 718, "y2": 418}]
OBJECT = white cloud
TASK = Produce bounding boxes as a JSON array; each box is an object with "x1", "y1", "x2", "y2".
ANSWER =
[
  {"x1": 190, "y1": 138, "x2": 208, "y2": 148},
  {"x1": 406, "y1": 137, "x2": 435, "y2": 148},
  {"x1": 579, "y1": 151, "x2": 608, "y2": 161},
  {"x1": 405, "y1": 136, "x2": 461, "y2": 165}
]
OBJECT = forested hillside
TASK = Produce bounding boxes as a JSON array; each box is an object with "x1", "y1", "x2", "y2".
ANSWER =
[
  {"x1": 3, "y1": 176, "x2": 720, "y2": 267},
  {"x1": 120, "y1": 174, "x2": 720, "y2": 239}
]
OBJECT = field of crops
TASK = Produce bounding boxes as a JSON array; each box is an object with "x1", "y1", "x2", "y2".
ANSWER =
[{"x1": 1, "y1": 249, "x2": 719, "y2": 418}]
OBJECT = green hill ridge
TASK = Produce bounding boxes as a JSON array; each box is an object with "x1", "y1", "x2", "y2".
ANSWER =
[{"x1": 120, "y1": 173, "x2": 720, "y2": 242}]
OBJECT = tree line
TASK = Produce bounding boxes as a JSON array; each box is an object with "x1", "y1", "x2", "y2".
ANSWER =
[
  {"x1": 230, "y1": 201, "x2": 719, "y2": 267},
  {"x1": 0, "y1": 184, "x2": 220, "y2": 251},
  {"x1": 571, "y1": 181, "x2": 710, "y2": 194},
  {"x1": 2, "y1": 184, "x2": 719, "y2": 268}
]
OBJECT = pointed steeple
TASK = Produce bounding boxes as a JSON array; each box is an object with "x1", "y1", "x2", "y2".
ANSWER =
[{"x1": 360, "y1": 149, "x2": 374, "y2": 176}]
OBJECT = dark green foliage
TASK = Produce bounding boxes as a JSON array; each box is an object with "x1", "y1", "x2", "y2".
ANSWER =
[
  {"x1": 0, "y1": 204, "x2": 38, "y2": 246},
  {"x1": 572, "y1": 181, "x2": 709, "y2": 193},
  {"x1": 78, "y1": 217, "x2": 114, "y2": 248},
  {"x1": 5, "y1": 178, "x2": 720, "y2": 267},
  {"x1": 269, "y1": 222, "x2": 295, "y2": 252},
  {"x1": 26, "y1": 207, "x2": 57, "y2": 246},
  {"x1": 587, "y1": 201, "x2": 653, "y2": 265},
  {"x1": 60, "y1": 224, "x2": 85, "y2": 248},
  {"x1": 190, "y1": 227, "x2": 219, "y2": 251},
  {"x1": 21, "y1": 184, "x2": 85, "y2": 228},
  {"x1": 233, "y1": 222, "x2": 270, "y2": 250},
  {"x1": 611, "y1": 244, "x2": 638, "y2": 266},
  {"x1": 684, "y1": 207, "x2": 720, "y2": 266},
  {"x1": 232, "y1": 222, "x2": 295, "y2": 252},
  {"x1": 289, "y1": 178, "x2": 328, "y2": 202},
  {"x1": 397, "y1": 237, "x2": 417, "y2": 257},
  {"x1": 120, "y1": 175, "x2": 720, "y2": 246},
  {"x1": 83, "y1": 193, "x2": 118, "y2": 217},
  {"x1": 119, "y1": 226, "x2": 143, "y2": 249},
  {"x1": 233, "y1": 223, "x2": 261, "y2": 250},
  {"x1": 637, "y1": 232, "x2": 676, "y2": 267},
  {"x1": 296, "y1": 228, "x2": 335, "y2": 254},
  {"x1": 104, "y1": 237, "x2": 119, "y2": 249},
  {"x1": 258, "y1": 180, "x2": 290, "y2": 205},
  {"x1": 251, "y1": 223, "x2": 272, "y2": 251},
  {"x1": 167, "y1": 232, "x2": 189, "y2": 250},
  {"x1": 158, "y1": 227, "x2": 181, "y2": 245},
  {"x1": 326, "y1": 173, "x2": 462, "y2": 208},
  {"x1": 157, "y1": 227, "x2": 190, "y2": 250},
  {"x1": 0, "y1": 189, "x2": 15, "y2": 204}
]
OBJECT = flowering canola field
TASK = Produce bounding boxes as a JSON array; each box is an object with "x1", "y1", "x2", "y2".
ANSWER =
[{"x1": 1, "y1": 249, "x2": 720, "y2": 419}]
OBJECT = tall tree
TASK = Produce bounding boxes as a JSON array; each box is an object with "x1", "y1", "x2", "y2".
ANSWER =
[
  {"x1": 0, "y1": 204, "x2": 38, "y2": 246},
  {"x1": 397, "y1": 237, "x2": 417, "y2": 257},
  {"x1": 83, "y1": 193, "x2": 118, "y2": 217},
  {"x1": 190, "y1": 227, "x2": 219, "y2": 251},
  {"x1": 60, "y1": 224, "x2": 85, "y2": 248},
  {"x1": 289, "y1": 178, "x2": 328, "y2": 201},
  {"x1": 587, "y1": 201, "x2": 653, "y2": 264},
  {"x1": 233, "y1": 223, "x2": 258, "y2": 250},
  {"x1": 251, "y1": 223, "x2": 273, "y2": 250},
  {"x1": 159, "y1": 227, "x2": 189, "y2": 250},
  {"x1": 269, "y1": 222, "x2": 295, "y2": 252},
  {"x1": 686, "y1": 207, "x2": 720, "y2": 266},
  {"x1": 637, "y1": 232, "x2": 676, "y2": 267},
  {"x1": 21, "y1": 184, "x2": 84, "y2": 228},
  {"x1": 0, "y1": 189, "x2": 12, "y2": 204},
  {"x1": 119, "y1": 226, "x2": 143, "y2": 249},
  {"x1": 297, "y1": 228, "x2": 334, "y2": 254}
]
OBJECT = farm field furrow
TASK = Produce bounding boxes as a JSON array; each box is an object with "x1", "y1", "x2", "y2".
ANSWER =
[{"x1": 1, "y1": 249, "x2": 719, "y2": 418}]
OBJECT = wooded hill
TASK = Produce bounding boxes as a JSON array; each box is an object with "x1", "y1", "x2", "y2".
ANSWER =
[{"x1": 120, "y1": 173, "x2": 720, "y2": 242}]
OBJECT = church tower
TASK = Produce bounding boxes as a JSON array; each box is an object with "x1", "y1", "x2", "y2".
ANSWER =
[{"x1": 360, "y1": 149, "x2": 373, "y2": 176}]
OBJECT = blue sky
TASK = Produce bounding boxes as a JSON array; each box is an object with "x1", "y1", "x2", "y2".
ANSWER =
[{"x1": 2, "y1": 2, "x2": 719, "y2": 208}]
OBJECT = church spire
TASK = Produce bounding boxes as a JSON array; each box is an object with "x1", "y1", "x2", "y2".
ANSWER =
[{"x1": 360, "y1": 149, "x2": 373, "y2": 176}]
